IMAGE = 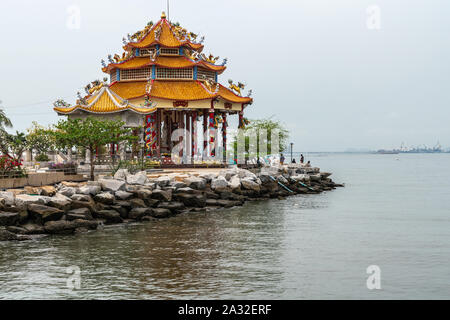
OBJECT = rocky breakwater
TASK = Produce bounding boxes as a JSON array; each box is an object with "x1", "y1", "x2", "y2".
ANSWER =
[{"x1": 0, "y1": 164, "x2": 343, "y2": 241}]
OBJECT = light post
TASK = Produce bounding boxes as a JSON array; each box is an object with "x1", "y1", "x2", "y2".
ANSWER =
[{"x1": 290, "y1": 142, "x2": 294, "y2": 163}]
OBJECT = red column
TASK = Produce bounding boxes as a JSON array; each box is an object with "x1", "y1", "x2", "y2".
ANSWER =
[
  {"x1": 191, "y1": 111, "x2": 197, "y2": 163},
  {"x1": 222, "y1": 113, "x2": 227, "y2": 163},
  {"x1": 203, "y1": 109, "x2": 208, "y2": 159},
  {"x1": 209, "y1": 108, "x2": 215, "y2": 157},
  {"x1": 156, "y1": 109, "x2": 161, "y2": 159}
]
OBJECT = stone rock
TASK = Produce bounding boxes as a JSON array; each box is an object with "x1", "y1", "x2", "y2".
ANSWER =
[
  {"x1": 113, "y1": 169, "x2": 129, "y2": 181},
  {"x1": 15, "y1": 195, "x2": 51, "y2": 209},
  {"x1": 60, "y1": 181, "x2": 83, "y2": 188},
  {"x1": 66, "y1": 208, "x2": 93, "y2": 221},
  {"x1": 205, "y1": 199, "x2": 219, "y2": 207},
  {"x1": 39, "y1": 186, "x2": 57, "y2": 197},
  {"x1": 22, "y1": 223, "x2": 46, "y2": 235},
  {"x1": 258, "y1": 173, "x2": 273, "y2": 184},
  {"x1": 95, "y1": 210, "x2": 123, "y2": 224},
  {"x1": 59, "y1": 187, "x2": 77, "y2": 197},
  {"x1": 218, "y1": 169, "x2": 236, "y2": 181},
  {"x1": 115, "y1": 191, "x2": 133, "y2": 200},
  {"x1": 78, "y1": 185, "x2": 101, "y2": 196},
  {"x1": 71, "y1": 194, "x2": 92, "y2": 202},
  {"x1": 125, "y1": 185, "x2": 140, "y2": 193},
  {"x1": 173, "y1": 193, "x2": 206, "y2": 208},
  {"x1": 170, "y1": 181, "x2": 187, "y2": 189},
  {"x1": 217, "y1": 199, "x2": 241, "y2": 208},
  {"x1": 0, "y1": 192, "x2": 15, "y2": 206},
  {"x1": 184, "y1": 177, "x2": 206, "y2": 190},
  {"x1": 151, "y1": 189, "x2": 172, "y2": 202},
  {"x1": 28, "y1": 204, "x2": 64, "y2": 224},
  {"x1": 205, "y1": 191, "x2": 220, "y2": 199},
  {"x1": 48, "y1": 193, "x2": 72, "y2": 212},
  {"x1": 136, "y1": 189, "x2": 152, "y2": 200},
  {"x1": 155, "y1": 176, "x2": 171, "y2": 187},
  {"x1": 241, "y1": 179, "x2": 261, "y2": 192},
  {"x1": 176, "y1": 187, "x2": 196, "y2": 194},
  {"x1": 0, "y1": 227, "x2": 20, "y2": 241},
  {"x1": 72, "y1": 219, "x2": 98, "y2": 230},
  {"x1": 44, "y1": 221, "x2": 76, "y2": 235},
  {"x1": 211, "y1": 176, "x2": 230, "y2": 191},
  {"x1": 99, "y1": 179, "x2": 126, "y2": 192},
  {"x1": 0, "y1": 212, "x2": 20, "y2": 226},
  {"x1": 277, "y1": 175, "x2": 289, "y2": 184},
  {"x1": 126, "y1": 171, "x2": 149, "y2": 185},
  {"x1": 149, "y1": 208, "x2": 172, "y2": 219},
  {"x1": 128, "y1": 208, "x2": 152, "y2": 220},
  {"x1": 109, "y1": 205, "x2": 129, "y2": 219},
  {"x1": 94, "y1": 192, "x2": 115, "y2": 205},
  {"x1": 70, "y1": 200, "x2": 97, "y2": 213},
  {"x1": 229, "y1": 176, "x2": 241, "y2": 190},
  {"x1": 199, "y1": 172, "x2": 218, "y2": 183},
  {"x1": 291, "y1": 174, "x2": 310, "y2": 182},
  {"x1": 144, "y1": 198, "x2": 160, "y2": 207},
  {"x1": 6, "y1": 226, "x2": 28, "y2": 234},
  {"x1": 129, "y1": 198, "x2": 146, "y2": 208},
  {"x1": 238, "y1": 169, "x2": 257, "y2": 181},
  {"x1": 157, "y1": 201, "x2": 185, "y2": 214}
]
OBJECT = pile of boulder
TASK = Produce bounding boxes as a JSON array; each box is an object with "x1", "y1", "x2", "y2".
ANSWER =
[{"x1": 0, "y1": 164, "x2": 343, "y2": 242}]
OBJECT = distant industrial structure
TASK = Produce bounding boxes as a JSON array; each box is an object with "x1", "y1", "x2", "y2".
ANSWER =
[{"x1": 377, "y1": 142, "x2": 448, "y2": 154}]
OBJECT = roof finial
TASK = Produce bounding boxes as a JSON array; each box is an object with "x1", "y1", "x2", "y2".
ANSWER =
[{"x1": 161, "y1": 11, "x2": 167, "y2": 19}]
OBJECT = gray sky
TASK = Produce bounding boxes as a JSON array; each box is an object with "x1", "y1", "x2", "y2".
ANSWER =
[{"x1": 1, "y1": 0, "x2": 449, "y2": 152}]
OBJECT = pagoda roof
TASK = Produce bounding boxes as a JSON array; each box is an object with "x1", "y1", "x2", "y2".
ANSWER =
[
  {"x1": 102, "y1": 56, "x2": 226, "y2": 74},
  {"x1": 124, "y1": 16, "x2": 204, "y2": 51},
  {"x1": 54, "y1": 85, "x2": 156, "y2": 115},
  {"x1": 109, "y1": 80, "x2": 253, "y2": 104}
]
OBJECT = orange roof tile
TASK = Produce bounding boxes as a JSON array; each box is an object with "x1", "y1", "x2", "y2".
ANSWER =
[{"x1": 110, "y1": 81, "x2": 148, "y2": 99}]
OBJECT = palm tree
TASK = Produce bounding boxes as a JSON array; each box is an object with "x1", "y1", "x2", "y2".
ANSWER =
[{"x1": 0, "y1": 100, "x2": 12, "y2": 130}]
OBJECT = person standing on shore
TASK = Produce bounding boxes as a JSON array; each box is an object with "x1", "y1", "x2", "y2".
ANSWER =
[
  {"x1": 300, "y1": 154, "x2": 304, "y2": 164},
  {"x1": 305, "y1": 160, "x2": 311, "y2": 167},
  {"x1": 280, "y1": 154, "x2": 285, "y2": 165}
]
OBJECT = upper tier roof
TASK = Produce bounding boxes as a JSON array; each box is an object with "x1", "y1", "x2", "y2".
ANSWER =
[
  {"x1": 124, "y1": 16, "x2": 204, "y2": 51},
  {"x1": 102, "y1": 56, "x2": 226, "y2": 74},
  {"x1": 109, "y1": 80, "x2": 253, "y2": 104}
]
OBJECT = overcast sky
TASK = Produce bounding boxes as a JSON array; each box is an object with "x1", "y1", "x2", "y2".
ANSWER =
[{"x1": 1, "y1": 0, "x2": 449, "y2": 151}]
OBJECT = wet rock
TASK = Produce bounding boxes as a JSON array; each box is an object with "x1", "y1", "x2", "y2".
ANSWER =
[
  {"x1": 128, "y1": 208, "x2": 152, "y2": 220},
  {"x1": 95, "y1": 210, "x2": 123, "y2": 224},
  {"x1": 0, "y1": 227, "x2": 21, "y2": 241},
  {"x1": 157, "y1": 201, "x2": 185, "y2": 214},
  {"x1": 149, "y1": 208, "x2": 172, "y2": 219},
  {"x1": 0, "y1": 212, "x2": 20, "y2": 226},
  {"x1": 173, "y1": 193, "x2": 206, "y2": 208},
  {"x1": 72, "y1": 219, "x2": 98, "y2": 230},
  {"x1": 184, "y1": 177, "x2": 206, "y2": 190},
  {"x1": 94, "y1": 192, "x2": 115, "y2": 205},
  {"x1": 126, "y1": 171, "x2": 149, "y2": 185},
  {"x1": 6, "y1": 226, "x2": 28, "y2": 234},
  {"x1": 44, "y1": 221, "x2": 76, "y2": 235},
  {"x1": 176, "y1": 187, "x2": 196, "y2": 194},
  {"x1": 70, "y1": 200, "x2": 97, "y2": 214},
  {"x1": 66, "y1": 208, "x2": 93, "y2": 221},
  {"x1": 205, "y1": 199, "x2": 219, "y2": 206},
  {"x1": 125, "y1": 184, "x2": 140, "y2": 193},
  {"x1": 151, "y1": 189, "x2": 172, "y2": 202},
  {"x1": 109, "y1": 205, "x2": 129, "y2": 219},
  {"x1": 22, "y1": 223, "x2": 46, "y2": 235},
  {"x1": 28, "y1": 204, "x2": 64, "y2": 224},
  {"x1": 115, "y1": 191, "x2": 133, "y2": 200},
  {"x1": 205, "y1": 191, "x2": 220, "y2": 199},
  {"x1": 170, "y1": 181, "x2": 187, "y2": 189},
  {"x1": 99, "y1": 179, "x2": 126, "y2": 192}
]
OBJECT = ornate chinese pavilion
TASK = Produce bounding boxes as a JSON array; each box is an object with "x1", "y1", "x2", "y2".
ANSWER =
[{"x1": 54, "y1": 12, "x2": 253, "y2": 163}]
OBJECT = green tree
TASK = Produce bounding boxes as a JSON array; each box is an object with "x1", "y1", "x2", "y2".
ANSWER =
[
  {"x1": 0, "y1": 100, "x2": 12, "y2": 131},
  {"x1": 0, "y1": 130, "x2": 29, "y2": 162},
  {"x1": 52, "y1": 117, "x2": 137, "y2": 180},
  {"x1": 232, "y1": 117, "x2": 290, "y2": 161},
  {"x1": 26, "y1": 122, "x2": 56, "y2": 161}
]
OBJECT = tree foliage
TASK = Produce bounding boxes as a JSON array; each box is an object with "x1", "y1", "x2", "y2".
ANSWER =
[
  {"x1": 26, "y1": 121, "x2": 56, "y2": 157},
  {"x1": 0, "y1": 100, "x2": 12, "y2": 130},
  {"x1": 52, "y1": 117, "x2": 137, "y2": 180}
]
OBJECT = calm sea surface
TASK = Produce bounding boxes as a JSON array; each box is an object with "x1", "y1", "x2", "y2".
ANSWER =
[{"x1": 0, "y1": 153, "x2": 449, "y2": 299}]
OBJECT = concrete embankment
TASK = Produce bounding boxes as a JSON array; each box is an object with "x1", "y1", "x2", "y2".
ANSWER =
[{"x1": 0, "y1": 165, "x2": 343, "y2": 242}]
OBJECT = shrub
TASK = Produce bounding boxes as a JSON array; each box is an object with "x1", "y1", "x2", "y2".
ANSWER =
[
  {"x1": 0, "y1": 155, "x2": 26, "y2": 179},
  {"x1": 35, "y1": 154, "x2": 50, "y2": 162}
]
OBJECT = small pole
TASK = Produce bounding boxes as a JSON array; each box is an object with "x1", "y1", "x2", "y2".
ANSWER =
[{"x1": 290, "y1": 142, "x2": 294, "y2": 163}]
